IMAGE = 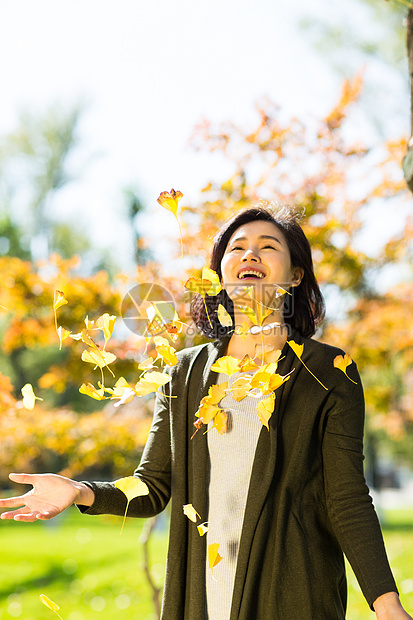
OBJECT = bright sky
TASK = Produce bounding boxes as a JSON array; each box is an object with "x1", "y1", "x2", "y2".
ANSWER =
[{"x1": 0, "y1": 0, "x2": 409, "y2": 269}]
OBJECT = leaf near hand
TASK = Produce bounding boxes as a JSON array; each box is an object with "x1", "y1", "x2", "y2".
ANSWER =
[
  {"x1": 333, "y1": 354, "x2": 357, "y2": 384},
  {"x1": 114, "y1": 476, "x2": 149, "y2": 534},
  {"x1": 183, "y1": 503, "x2": 200, "y2": 522},
  {"x1": 256, "y1": 392, "x2": 275, "y2": 430}
]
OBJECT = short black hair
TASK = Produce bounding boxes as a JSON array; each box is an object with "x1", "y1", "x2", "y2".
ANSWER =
[{"x1": 190, "y1": 204, "x2": 325, "y2": 339}]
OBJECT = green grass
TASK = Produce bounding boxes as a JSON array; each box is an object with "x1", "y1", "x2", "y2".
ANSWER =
[{"x1": 0, "y1": 508, "x2": 412, "y2": 619}]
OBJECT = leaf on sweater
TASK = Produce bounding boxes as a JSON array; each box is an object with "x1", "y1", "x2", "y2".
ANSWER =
[
  {"x1": 231, "y1": 375, "x2": 252, "y2": 401},
  {"x1": 287, "y1": 340, "x2": 328, "y2": 391},
  {"x1": 333, "y1": 354, "x2": 358, "y2": 384},
  {"x1": 211, "y1": 355, "x2": 240, "y2": 378},
  {"x1": 238, "y1": 354, "x2": 258, "y2": 372},
  {"x1": 183, "y1": 503, "x2": 200, "y2": 522},
  {"x1": 208, "y1": 381, "x2": 228, "y2": 404},
  {"x1": 217, "y1": 303, "x2": 233, "y2": 327},
  {"x1": 213, "y1": 409, "x2": 228, "y2": 435},
  {"x1": 256, "y1": 392, "x2": 275, "y2": 430},
  {"x1": 39, "y1": 594, "x2": 63, "y2": 619},
  {"x1": 208, "y1": 543, "x2": 223, "y2": 573},
  {"x1": 114, "y1": 476, "x2": 149, "y2": 534},
  {"x1": 196, "y1": 400, "x2": 221, "y2": 425}
]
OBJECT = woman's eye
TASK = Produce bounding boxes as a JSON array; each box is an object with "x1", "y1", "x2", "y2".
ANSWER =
[
  {"x1": 263, "y1": 245, "x2": 276, "y2": 250},
  {"x1": 231, "y1": 246, "x2": 243, "y2": 251}
]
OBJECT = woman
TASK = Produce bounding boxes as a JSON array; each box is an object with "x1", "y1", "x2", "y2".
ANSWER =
[{"x1": 0, "y1": 206, "x2": 411, "y2": 620}]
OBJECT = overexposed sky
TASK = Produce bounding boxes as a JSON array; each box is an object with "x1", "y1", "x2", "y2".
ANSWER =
[{"x1": 0, "y1": 0, "x2": 409, "y2": 268}]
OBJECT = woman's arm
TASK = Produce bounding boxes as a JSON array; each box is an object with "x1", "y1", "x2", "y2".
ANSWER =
[{"x1": 0, "y1": 472, "x2": 95, "y2": 521}]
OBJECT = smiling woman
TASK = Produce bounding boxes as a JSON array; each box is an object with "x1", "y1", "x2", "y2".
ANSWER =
[{"x1": 0, "y1": 204, "x2": 412, "y2": 620}]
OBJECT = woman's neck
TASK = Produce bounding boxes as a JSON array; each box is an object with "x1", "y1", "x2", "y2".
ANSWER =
[{"x1": 227, "y1": 312, "x2": 289, "y2": 362}]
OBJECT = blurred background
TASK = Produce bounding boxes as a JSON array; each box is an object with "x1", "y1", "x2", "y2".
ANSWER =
[{"x1": 0, "y1": 0, "x2": 412, "y2": 618}]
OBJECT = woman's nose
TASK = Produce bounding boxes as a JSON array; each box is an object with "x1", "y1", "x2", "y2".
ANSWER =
[{"x1": 241, "y1": 249, "x2": 260, "y2": 262}]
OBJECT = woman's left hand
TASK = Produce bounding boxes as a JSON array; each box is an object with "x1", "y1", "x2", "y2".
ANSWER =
[{"x1": 374, "y1": 592, "x2": 413, "y2": 619}]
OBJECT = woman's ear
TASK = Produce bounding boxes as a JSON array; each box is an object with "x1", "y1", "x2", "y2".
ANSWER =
[{"x1": 291, "y1": 267, "x2": 304, "y2": 288}]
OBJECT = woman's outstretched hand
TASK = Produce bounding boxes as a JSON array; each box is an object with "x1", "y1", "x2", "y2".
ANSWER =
[
  {"x1": 374, "y1": 592, "x2": 413, "y2": 620},
  {"x1": 0, "y1": 473, "x2": 95, "y2": 522}
]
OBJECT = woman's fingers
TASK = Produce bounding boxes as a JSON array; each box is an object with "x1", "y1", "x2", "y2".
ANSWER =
[{"x1": 9, "y1": 472, "x2": 35, "y2": 485}]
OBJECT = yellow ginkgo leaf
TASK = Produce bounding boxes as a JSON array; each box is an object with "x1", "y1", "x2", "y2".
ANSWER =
[
  {"x1": 257, "y1": 345, "x2": 282, "y2": 365},
  {"x1": 333, "y1": 354, "x2": 358, "y2": 384},
  {"x1": 236, "y1": 304, "x2": 258, "y2": 325},
  {"x1": 196, "y1": 400, "x2": 220, "y2": 425},
  {"x1": 213, "y1": 409, "x2": 228, "y2": 435},
  {"x1": 197, "y1": 522, "x2": 210, "y2": 536},
  {"x1": 208, "y1": 381, "x2": 228, "y2": 405},
  {"x1": 267, "y1": 371, "x2": 293, "y2": 394},
  {"x1": 134, "y1": 371, "x2": 172, "y2": 397},
  {"x1": 53, "y1": 290, "x2": 68, "y2": 312},
  {"x1": 256, "y1": 392, "x2": 275, "y2": 430},
  {"x1": 250, "y1": 362, "x2": 279, "y2": 390},
  {"x1": 208, "y1": 542, "x2": 223, "y2": 572},
  {"x1": 96, "y1": 313, "x2": 116, "y2": 346},
  {"x1": 79, "y1": 382, "x2": 106, "y2": 401},
  {"x1": 238, "y1": 354, "x2": 259, "y2": 372},
  {"x1": 287, "y1": 340, "x2": 328, "y2": 391},
  {"x1": 157, "y1": 189, "x2": 184, "y2": 257},
  {"x1": 114, "y1": 476, "x2": 150, "y2": 534},
  {"x1": 21, "y1": 383, "x2": 43, "y2": 410},
  {"x1": 56, "y1": 326, "x2": 71, "y2": 350},
  {"x1": 235, "y1": 320, "x2": 251, "y2": 340},
  {"x1": 183, "y1": 503, "x2": 201, "y2": 522},
  {"x1": 154, "y1": 336, "x2": 178, "y2": 366},
  {"x1": 210, "y1": 355, "x2": 240, "y2": 378},
  {"x1": 217, "y1": 304, "x2": 233, "y2": 327},
  {"x1": 40, "y1": 594, "x2": 63, "y2": 619},
  {"x1": 202, "y1": 267, "x2": 222, "y2": 296},
  {"x1": 138, "y1": 357, "x2": 156, "y2": 371},
  {"x1": 231, "y1": 375, "x2": 252, "y2": 401},
  {"x1": 81, "y1": 349, "x2": 117, "y2": 369},
  {"x1": 185, "y1": 277, "x2": 216, "y2": 327}
]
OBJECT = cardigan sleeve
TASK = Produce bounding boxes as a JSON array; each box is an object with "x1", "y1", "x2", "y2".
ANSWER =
[
  {"x1": 77, "y1": 387, "x2": 172, "y2": 519},
  {"x1": 322, "y1": 362, "x2": 398, "y2": 609}
]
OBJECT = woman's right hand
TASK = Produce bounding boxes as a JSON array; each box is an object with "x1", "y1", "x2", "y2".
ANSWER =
[{"x1": 0, "y1": 473, "x2": 95, "y2": 522}]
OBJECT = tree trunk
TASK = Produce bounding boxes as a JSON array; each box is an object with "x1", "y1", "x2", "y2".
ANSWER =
[{"x1": 403, "y1": 8, "x2": 413, "y2": 191}]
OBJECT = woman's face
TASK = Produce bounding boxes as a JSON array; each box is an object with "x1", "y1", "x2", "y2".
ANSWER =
[{"x1": 220, "y1": 220, "x2": 302, "y2": 307}]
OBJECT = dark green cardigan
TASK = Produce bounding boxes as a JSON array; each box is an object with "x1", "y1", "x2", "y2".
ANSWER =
[{"x1": 82, "y1": 331, "x2": 397, "y2": 619}]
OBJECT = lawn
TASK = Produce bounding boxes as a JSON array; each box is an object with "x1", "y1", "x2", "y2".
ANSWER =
[{"x1": 0, "y1": 508, "x2": 412, "y2": 619}]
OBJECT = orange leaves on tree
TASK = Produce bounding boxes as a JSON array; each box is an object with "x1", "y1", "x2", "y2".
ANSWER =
[
  {"x1": 288, "y1": 340, "x2": 328, "y2": 391},
  {"x1": 333, "y1": 354, "x2": 357, "y2": 384},
  {"x1": 114, "y1": 475, "x2": 149, "y2": 534},
  {"x1": 157, "y1": 188, "x2": 184, "y2": 257},
  {"x1": 39, "y1": 594, "x2": 63, "y2": 620},
  {"x1": 21, "y1": 383, "x2": 43, "y2": 410}
]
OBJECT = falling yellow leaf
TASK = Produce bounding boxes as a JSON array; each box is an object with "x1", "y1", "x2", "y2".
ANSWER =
[
  {"x1": 202, "y1": 267, "x2": 222, "y2": 296},
  {"x1": 213, "y1": 409, "x2": 228, "y2": 434},
  {"x1": 56, "y1": 326, "x2": 71, "y2": 350},
  {"x1": 217, "y1": 304, "x2": 233, "y2": 327},
  {"x1": 154, "y1": 336, "x2": 178, "y2": 366},
  {"x1": 231, "y1": 375, "x2": 252, "y2": 401},
  {"x1": 53, "y1": 290, "x2": 68, "y2": 312},
  {"x1": 208, "y1": 543, "x2": 223, "y2": 572},
  {"x1": 39, "y1": 594, "x2": 63, "y2": 619},
  {"x1": 114, "y1": 476, "x2": 150, "y2": 534},
  {"x1": 197, "y1": 522, "x2": 210, "y2": 536},
  {"x1": 79, "y1": 382, "x2": 106, "y2": 401},
  {"x1": 235, "y1": 320, "x2": 251, "y2": 340},
  {"x1": 134, "y1": 371, "x2": 172, "y2": 396},
  {"x1": 69, "y1": 329, "x2": 95, "y2": 348},
  {"x1": 138, "y1": 357, "x2": 156, "y2": 370},
  {"x1": 256, "y1": 392, "x2": 275, "y2": 430},
  {"x1": 196, "y1": 400, "x2": 221, "y2": 425},
  {"x1": 208, "y1": 381, "x2": 228, "y2": 404},
  {"x1": 21, "y1": 383, "x2": 43, "y2": 410},
  {"x1": 81, "y1": 349, "x2": 117, "y2": 369},
  {"x1": 333, "y1": 354, "x2": 358, "y2": 384},
  {"x1": 237, "y1": 304, "x2": 258, "y2": 325},
  {"x1": 183, "y1": 503, "x2": 200, "y2": 522},
  {"x1": 267, "y1": 371, "x2": 293, "y2": 392},
  {"x1": 157, "y1": 188, "x2": 184, "y2": 257},
  {"x1": 287, "y1": 340, "x2": 328, "y2": 391},
  {"x1": 210, "y1": 355, "x2": 240, "y2": 378},
  {"x1": 257, "y1": 345, "x2": 282, "y2": 365},
  {"x1": 96, "y1": 313, "x2": 116, "y2": 347},
  {"x1": 250, "y1": 362, "x2": 279, "y2": 391},
  {"x1": 107, "y1": 377, "x2": 136, "y2": 406},
  {"x1": 238, "y1": 354, "x2": 259, "y2": 372}
]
